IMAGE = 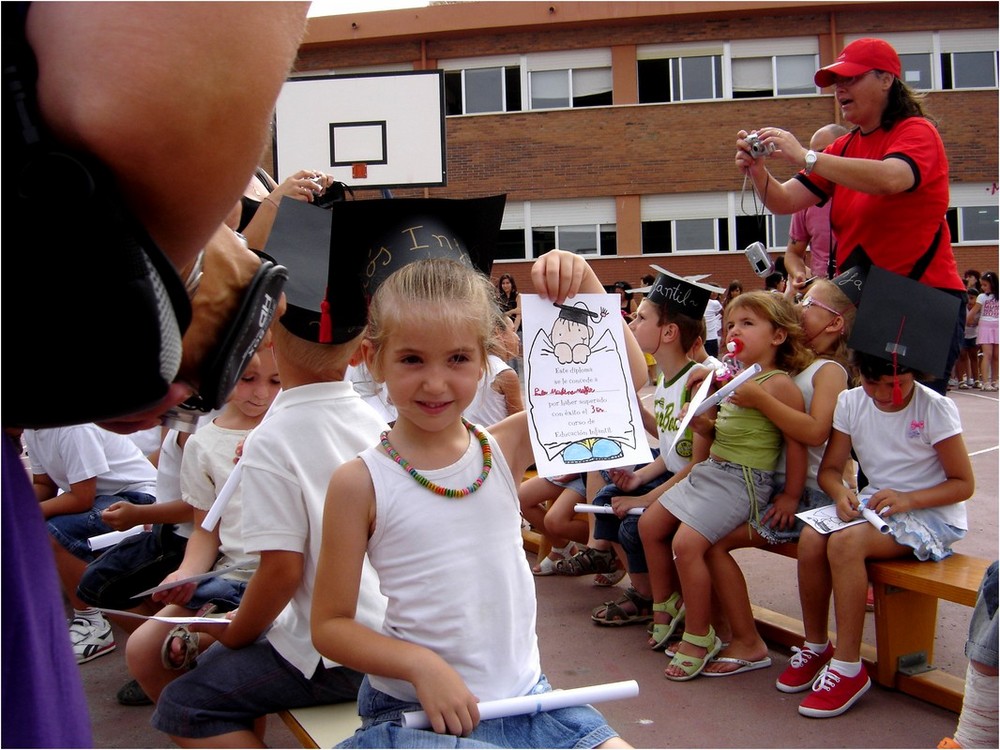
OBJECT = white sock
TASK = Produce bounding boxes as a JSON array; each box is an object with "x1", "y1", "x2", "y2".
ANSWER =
[
  {"x1": 954, "y1": 664, "x2": 999, "y2": 749},
  {"x1": 73, "y1": 607, "x2": 105, "y2": 625},
  {"x1": 830, "y1": 658, "x2": 862, "y2": 678},
  {"x1": 804, "y1": 640, "x2": 830, "y2": 655}
]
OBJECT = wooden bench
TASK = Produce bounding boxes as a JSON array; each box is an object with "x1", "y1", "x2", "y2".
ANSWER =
[
  {"x1": 278, "y1": 702, "x2": 360, "y2": 749},
  {"x1": 750, "y1": 543, "x2": 989, "y2": 713}
]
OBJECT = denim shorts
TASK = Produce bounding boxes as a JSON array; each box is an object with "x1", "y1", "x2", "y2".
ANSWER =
[
  {"x1": 965, "y1": 560, "x2": 999, "y2": 668},
  {"x1": 47, "y1": 491, "x2": 155, "y2": 561},
  {"x1": 592, "y1": 472, "x2": 670, "y2": 575},
  {"x1": 187, "y1": 575, "x2": 249, "y2": 613},
  {"x1": 77, "y1": 524, "x2": 187, "y2": 608},
  {"x1": 752, "y1": 485, "x2": 833, "y2": 544},
  {"x1": 153, "y1": 636, "x2": 363, "y2": 738},
  {"x1": 548, "y1": 474, "x2": 586, "y2": 498},
  {"x1": 339, "y1": 675, "x2": 619, "y2": 749}
]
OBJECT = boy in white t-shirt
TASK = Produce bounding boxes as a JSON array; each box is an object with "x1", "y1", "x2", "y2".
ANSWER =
[
  {"x1": 22, "y1": 423, "x2": 157, "y2": 664},
  {"x1": 151, "y1": 198, "x2": 390, "y2": 746}
]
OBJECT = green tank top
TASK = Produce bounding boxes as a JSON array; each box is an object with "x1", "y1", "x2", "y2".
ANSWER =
[{"x1": 711, "y1": 369, "x2": 785, "y2": 471}]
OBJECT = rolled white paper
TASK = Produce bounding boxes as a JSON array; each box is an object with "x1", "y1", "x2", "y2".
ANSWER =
[
  {"x1": 574, "y1": 503, "x2": 644, "y2": 516},
  {"x1": 693, "y1": 363, "x2": 763, "y2": 416},
  {"x1": 201, "y1": 463, "x2": 242, "y2": 531},
  {"x1": 88, "y1": 526, "x2": 144, "y2": 551},
  {"x1": 860, "y1": 506, "x2": 891, "y2": 534},
  {"x1": 401, "y1": 680, "x2": 639, "y2": 730}
]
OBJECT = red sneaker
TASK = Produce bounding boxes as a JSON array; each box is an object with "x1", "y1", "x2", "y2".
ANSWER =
[
  {"x1": 798, "y1": 665, "x2": 871, "y2": 718},
  {"x1": 776, "y1": 643, "x2": 834, "y2": 693}
]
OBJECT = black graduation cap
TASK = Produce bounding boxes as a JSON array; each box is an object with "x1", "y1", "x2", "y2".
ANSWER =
[
  {"x1": 831, "y1": 265, "x2": 867, "y2": 307},
  {"x1": 263, "y1": 195, "x2": 505, "y2": 343},
  {"x1": 848, "y1": 266, "x2": 959, "y2": 379},
  {"x1": 554, "y1": 302, "x2": 603, "y2": 324},
  {"x1": 632, "y1": 265, "x2": 721, "y2": 320}
]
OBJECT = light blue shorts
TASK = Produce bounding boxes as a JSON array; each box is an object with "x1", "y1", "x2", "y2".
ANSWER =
[
  {"x1": 965, "y1": 560, "x2": 999, "y2": 668},
  {"x1": 339, "y1": 675, "x2": 619, "y2": 748},
  {"x1": 882, "y1": 511, "x2": 966, "y2": 562}
]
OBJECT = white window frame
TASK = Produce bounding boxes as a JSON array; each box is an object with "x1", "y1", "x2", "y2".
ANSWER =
[
  {"x1": 439, "y1": 54, "x2": 522, "y2": 115},
  {"x1": 525, "y1": 49, "x2": 613, "y2": 111},
  {"x1": 951, "y1": 183, "x2": 999, "y2": 245},
  {"x1": 726, "y1": 37, "x2": 820, "y2": 98},
  {"x1": 637, "y1": 41, "x2": 725, "y2": 103}
]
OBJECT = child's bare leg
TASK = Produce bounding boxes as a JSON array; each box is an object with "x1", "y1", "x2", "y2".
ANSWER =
[
  {"x1": 519, "y1": 477, "x2": 567, "y2": 545},
  {"x1": 597, "y1": 737, "x2": 633, "y2": 749},
  {"x1": 828, "y1": 526, "x2": 907, "y2": 662},
  {"x1": 703, "y1": 528, "x2": 769, "y2": 673},
  {"x1": 665, "y1": 525, "x2": 715, "y2": 678},
  {"x1": 638, "y1": 503, "x2": 681, "y2": 624},
  {"x1": 544, "y1": 488, "x2": 589, "y2": 546},
  {"x1": 797, "y1": 527, "x2": 833, "y2": 644},
  {"x1": 127, "y1": 604, "x2": 215, "y2": 702}
]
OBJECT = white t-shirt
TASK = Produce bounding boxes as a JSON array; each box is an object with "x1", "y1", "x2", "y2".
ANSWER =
[
  {"x1": 654, "y1": 360, "x2": 698, "y2": 474},
  {"x1": 346, "y1": 362, "x2": 397, "y2": 423},
  {"x1": 239, "y1": 381, "x2": 389, "y2": 678},
  {"x1": 24, "y1": 424, "x2": 157, "y2": 497},
  {"x1": 463, "y1": 354, "x2": 515, "y2": 428},
  {"x1": 832, "y1": 382, "x2": 967, "y2": 529},
  {"x1": 180, "y1": 421, "x2": 257, "y2": 579},
  {"x1": 704, "y1": 299, "x2": 723, "y2": 342}
]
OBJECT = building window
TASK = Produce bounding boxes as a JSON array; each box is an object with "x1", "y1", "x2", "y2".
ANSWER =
[
  {"x1": 732, "y1": 54, "x2": 817, "y2": 98},
  {"x1": 529, "y1": 67, "x2": 612, "y2": 110},
  {"x1": 947, "y1": 205, "x2": 999, "y2": 244},
  {"x1": 530, "y1": 224, "x2": 616, "y2": 257},
  {"x1": 638, "y1": 55, "x2": 723, "y2": 103},
  {"x1": 444, "y1": 66, "x2": 521, "y2": 115},
  {"x1": 898, "y1": 53, "x2": 934, "y2": 90},
  {"x1": 641, "y1": 220, "x2": 672, "y2": 254},
  {"x1": 495, "y1": 228, "x2": 527, "y2": 261},
  {"x1": 942, "y1": 51, "x2": 998, "y2": 89}
]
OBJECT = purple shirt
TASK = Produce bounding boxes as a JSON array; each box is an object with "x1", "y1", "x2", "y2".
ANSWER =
[
  {"x1": 2, "y1": 436, "x2": 92, "y2": 748},
  {"x1": 789, "y1": 202, "x2": 834, "y2": 278}
]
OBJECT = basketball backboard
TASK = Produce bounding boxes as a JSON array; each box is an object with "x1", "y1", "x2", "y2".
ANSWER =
[{"x1": 273, "y1": 70, "x2": 446, "y2": 189}]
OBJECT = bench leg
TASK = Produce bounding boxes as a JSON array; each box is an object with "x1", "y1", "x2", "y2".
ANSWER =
[{"x1": 872, "y1": 581, "x2": 939, "y2": 688}]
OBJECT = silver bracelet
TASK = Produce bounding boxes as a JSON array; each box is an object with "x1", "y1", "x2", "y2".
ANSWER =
[{"x1": 184, "y1": 249, "x2": 205, "y2": 298}]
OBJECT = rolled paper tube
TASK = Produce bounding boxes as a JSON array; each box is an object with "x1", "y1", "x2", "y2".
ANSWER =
[
  {"x1": 401, "y1": 680, "x2": 639, "y2": 730},
  {"x1": 860, "y1": 506, "x2": 891, "y2": 534},
  {"x1": 574, "y1": 503, "x2": 644, "y2": 516},
  {"x1": 88, "y1": 525, "x2": 144, "y2": 551},
  {"x1": 694, "y1": 363, "x2": 762, "y2": 416},
  {"x1": 201, "y1": 463, "x2": 242, "y2": 531}
]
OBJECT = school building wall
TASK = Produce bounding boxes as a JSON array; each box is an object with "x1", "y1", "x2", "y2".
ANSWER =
[{"x1": 286, "y1": 1, "x2": 999, "y2": 292}]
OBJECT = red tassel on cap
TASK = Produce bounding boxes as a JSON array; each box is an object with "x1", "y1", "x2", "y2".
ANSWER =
[{"x1": 319, "y1": 290, "x2": 332, "y2": 344}]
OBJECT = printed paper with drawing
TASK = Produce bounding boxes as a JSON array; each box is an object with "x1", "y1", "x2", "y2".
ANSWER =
[{"x1": 522, "y1": 293, "x2": 652, "y2": 477}]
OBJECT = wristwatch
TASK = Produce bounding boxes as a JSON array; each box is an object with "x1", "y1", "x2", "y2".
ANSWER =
[{"x1": 804, "y1": 149, "x2": 818, "y2": 175}]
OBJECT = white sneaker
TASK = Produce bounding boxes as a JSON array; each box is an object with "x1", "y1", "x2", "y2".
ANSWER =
[
  {"x1": 947, "y1": 378, "x2": 959, "y2": 389},
  {"x1": 69, "y1": 615, "x2": 116, "y2": 664}
]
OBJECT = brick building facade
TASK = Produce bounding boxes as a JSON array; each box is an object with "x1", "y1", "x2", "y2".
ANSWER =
[{"x1": 284, "y1": 1, "x2": 999, "y2": 291}]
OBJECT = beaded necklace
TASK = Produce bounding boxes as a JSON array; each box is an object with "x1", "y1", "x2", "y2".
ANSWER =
[{"x1": 379, "y1": 419, "x2": 493, "y2": 498}]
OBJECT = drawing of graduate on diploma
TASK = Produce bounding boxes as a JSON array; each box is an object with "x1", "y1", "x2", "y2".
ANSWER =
[{"x1": 522, "y1": 293, "x2": 652, "y2": 477}]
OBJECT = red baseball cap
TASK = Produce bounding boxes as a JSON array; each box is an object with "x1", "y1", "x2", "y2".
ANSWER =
[{"x1": 814, "y1": 38, "x2": 902, "y2": 87}]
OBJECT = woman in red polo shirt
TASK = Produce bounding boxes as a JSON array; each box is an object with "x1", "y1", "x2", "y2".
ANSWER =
[{"x1": 734, "y1": 37, "x2": 966, "y2": 391}]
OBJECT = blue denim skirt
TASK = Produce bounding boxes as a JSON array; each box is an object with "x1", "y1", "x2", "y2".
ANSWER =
[{"x1": 338, "y1": 675, "x2": 619, "y2": 748}]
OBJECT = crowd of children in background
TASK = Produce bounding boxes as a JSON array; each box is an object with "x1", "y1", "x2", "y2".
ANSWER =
[{"x1": 11, "y1": 188, "x2": 993, "y2": 746}]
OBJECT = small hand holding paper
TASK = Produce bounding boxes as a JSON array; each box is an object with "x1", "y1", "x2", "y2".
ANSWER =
[
  {"x1": 865, "y1": 488, "x2": 911, "y2": 518},
  {"x1": 725, "y1": 377, "x2": 766, "y2": 409},
  {"x1": 101, "y1": 501, "x2": 141, "y2": 531},
  {"x1": 152, "y1": 570, "x2": 198, "y2": 606},
  {"x1": 835, "y1": 490, "x2": 862, "y2": 523},
  {"x1": 611, "y1": 494, "x2": 647, "y2": 518},
  {"x1": 413, "y1": 657, "x2": 480, "y2": 736},
  {"x1": 188, "y1": 609, "x2": 237, "y2": 639}
]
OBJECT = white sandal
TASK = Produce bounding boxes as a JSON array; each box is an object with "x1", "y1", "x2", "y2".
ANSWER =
[{"x1": 532, "y1": 541, "x2": 576, "y2": 576}]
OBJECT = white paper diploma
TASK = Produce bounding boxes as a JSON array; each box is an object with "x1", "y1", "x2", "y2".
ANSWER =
[
  {"x1": 401, "y1": 680, "x2": 639, "y2": 729},
  {"x1": 97, "y1": 608, "x2": 231, "y2": 626},
  {"x1": 522, "y1": 294, "x2": 651, "y2": 477},
  {"x1": 858, "y1": 493, "x2": 891, "y2": 534},
  {"x1": 692, "y1": 363, "x2": 763, "y2": 416},
  {"x1": 88, "y1": 526, "x2": 144, "y2": 551},
  {"x1": 574, "y1": 503, "x2": 644, "y2": 516},
  {"x1": 129, "y1": 562, "x2": 244, "y2": 599}
]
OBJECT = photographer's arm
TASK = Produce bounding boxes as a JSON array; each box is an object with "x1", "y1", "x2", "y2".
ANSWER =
[{"x1": 26, "y1": 2, "x2": 309, "y2": 270}]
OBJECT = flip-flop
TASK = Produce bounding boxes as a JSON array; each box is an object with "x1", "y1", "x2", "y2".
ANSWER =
[{"x1": 703, "y1": 655, "x2": 773, "y2": 677}]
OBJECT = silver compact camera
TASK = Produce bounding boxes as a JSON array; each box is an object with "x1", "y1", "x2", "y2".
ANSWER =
[
  {"x1": 745, "y1": 132, "x2": 776, "y2": 159},
  {"x1": 744, "y1": 241, "x2": 775, "y2": 277}
]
